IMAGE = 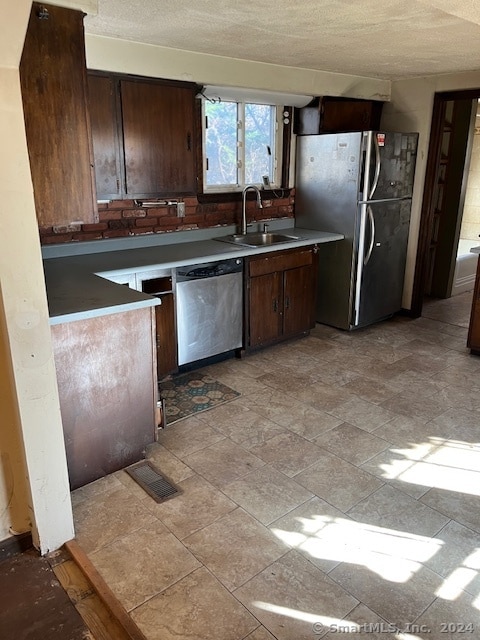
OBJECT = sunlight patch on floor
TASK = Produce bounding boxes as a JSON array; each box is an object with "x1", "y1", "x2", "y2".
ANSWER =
[
  {"x1": 271, "y1": 517, "x2": 443, "y2": 583},
  {"x1": 378, "y1": 438, "x2": 480, "y2": 496}
]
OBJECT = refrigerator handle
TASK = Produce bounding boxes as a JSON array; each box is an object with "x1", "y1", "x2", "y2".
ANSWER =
[
  {"x1": 369, "y1": 134, "x2": 381, "y2": 200},
  {"x1": 354, "y1": 202, "x2": 368, "y2": 326},
  {"x1": 364, "y1": 205, "x2": 375, "y2": 265}
]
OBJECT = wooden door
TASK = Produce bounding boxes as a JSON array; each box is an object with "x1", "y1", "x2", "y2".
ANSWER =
[
  {"x1": 249, "y1": 272, "x2": 282, "y2": 347},
  {"x1": 283, "y1": 265, "x2": 315, "y2": 336},
  {"x1": 120, "y1": 79, "x2": 196, "y2": 196},
  {"x1": 425, "y1": 99, "x2": 476, "y2": 297},
  {"x1": 20, "y1": 3, "x2": 97, "y2": 227},
  {"x1": 87, "y1": 74, "x2": 123, "y2": 199}
]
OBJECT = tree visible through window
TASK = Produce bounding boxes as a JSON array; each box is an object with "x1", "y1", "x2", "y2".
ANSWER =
[{"x1": 204, "y1": 100, "x2": 276, "y2": 189}]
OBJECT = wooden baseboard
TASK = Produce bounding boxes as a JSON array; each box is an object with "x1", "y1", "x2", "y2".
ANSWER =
[
  {"x1": 62, "y1": 539, "x2": 148, "y2": 640},
  {"x1": 0, "y1": 532, "x2": 33, "y2": 563}
]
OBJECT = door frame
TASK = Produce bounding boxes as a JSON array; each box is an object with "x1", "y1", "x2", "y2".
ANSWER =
[{"x1": 410, "y1": 88, "x2": 480, "y2": 317}]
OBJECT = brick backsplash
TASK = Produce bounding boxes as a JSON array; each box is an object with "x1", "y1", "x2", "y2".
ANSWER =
[{"x1": 39, "y1": 192, "x2": 295, "y2": 245}]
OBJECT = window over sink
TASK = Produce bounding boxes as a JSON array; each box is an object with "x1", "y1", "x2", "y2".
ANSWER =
[{"x1": 202, "y1": 98, "x2": 283, "y2": 192}]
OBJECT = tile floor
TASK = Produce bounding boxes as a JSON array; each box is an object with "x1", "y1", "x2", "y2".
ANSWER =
[{"x1": 73, "y1": 291, "x2": 480, "y2": 640}]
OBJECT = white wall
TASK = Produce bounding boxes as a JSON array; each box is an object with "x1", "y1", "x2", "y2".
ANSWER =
[
  {"x1": 85, "y1": 34, "x2": 391, "y2": 102},
  {"x1": 383, "y1": 71, "x2": 480, "y2": 308},
  {"x1": 0, "y1": 2, "x2": 74, "y2": 552}
]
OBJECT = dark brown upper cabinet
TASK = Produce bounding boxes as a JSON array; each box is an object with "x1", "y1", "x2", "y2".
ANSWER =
[
  {"x1": 294, "y1": 96, "x2": 383, "y2": 135},
  {"x1": 20, "y1": 3, "x2": 97, "y2": 227},
  {"x1": 87, "y1": 72, "x2": 198, "y2": 199}
]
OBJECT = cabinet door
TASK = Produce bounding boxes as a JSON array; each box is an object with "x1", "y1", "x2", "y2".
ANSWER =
[
  {"x1": 155, "y1": 293, "x2": 178, "y2": 378},
  {"x1": 88, "y1": 74, "x2": 123, "y2": 200},
  {"x1": 283, "y1": 265, "x2": 315, "y2": 337},
  {"x1": 249, "y1": 272, "x2": 282, "y2": 347},
  {"x1": 20, "y1": 3, "x2": 97, "y2": 227},
  {"x1": 121, "y1": 80, "x2": 196, "y2": 196}
]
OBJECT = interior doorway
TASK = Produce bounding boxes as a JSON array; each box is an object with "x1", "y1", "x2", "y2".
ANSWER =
[{"x1": 411, "y1": 89, "x2": 480, "y2": 318}]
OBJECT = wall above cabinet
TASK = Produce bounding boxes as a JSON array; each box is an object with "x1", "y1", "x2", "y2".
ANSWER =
[{"x1": 87, "y1": 71, "x2": 200, "y2": 200}]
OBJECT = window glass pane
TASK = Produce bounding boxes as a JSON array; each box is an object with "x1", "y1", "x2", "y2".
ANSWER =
[
  {"x1": 244, "y1": 103, "x2": 274, "y2": 184},
  {"x1": 205, "y1": 101, "x2": 238, "y2": 186}
]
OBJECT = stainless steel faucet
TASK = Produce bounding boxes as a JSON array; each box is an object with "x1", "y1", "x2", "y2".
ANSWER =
[{"x1": 240, "y1": 185, "x2": 263, "y2": 235}]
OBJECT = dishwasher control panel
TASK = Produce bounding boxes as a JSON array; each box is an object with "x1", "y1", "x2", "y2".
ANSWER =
[{"x1": 176, "y1": 258, "x2": 243, "y2": 281}]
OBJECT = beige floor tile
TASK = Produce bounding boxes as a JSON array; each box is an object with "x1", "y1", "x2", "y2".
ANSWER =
[
  {"x1": 379, "y1": 370, "x2": 449, "y2": 397},
  {"x1": 329, "y1": 396, "x2": 397, "y2": 432},
  {"x1": 145, "y1": 443, "x2": 196, "y2": 484},
  {"x1": 328, "y1": 561, "x2": 441, "y2": 627},
  {"x1": 301, "y1": 359, "x2": 362, "y2": 386},
  {"x1": 323, "y1": 603, "x2": 397, "y2": 638},
  {"x1": 198, "y1": 400, "x2": 288, "y2": 449},
  {"x1": 212, "y1": 371, "x2": 272, "y2": 396},
  {"x1": 222, "y1": 465, "x2": 313, "y2": 525},
  {"x1": 258, "y1": 367, "x2": 321, "y2": 394},
  {"x1": 269, "y1": 496, "x2": 352, "y2": 573},
  {"x1": 431, "y1": 365, "x2": 480, "y2": 390},
  {"x1": 183, "y1": 508, "x2": 287, "y2": 591},
  {"x1": 131, "y1": 567, "x2": 258, "y2": 640},
  {"x1": 347, "y1": 484, "x2": 449, "y2": 537},
  {"x1": 73, "y1": 486, "x2": 159, "y2": 554},
  {"x1": 70, "y1": 473, "x2": 123, "y2": 507},
  {"x1": 293, "y1": 381, "x2": 356, "y2": 413},
  {"x1": 294, "y1": 451, "x2": 383, "y2": 512},
  {"x1": 183, "y1": 438, "x2": 265, "y2": 487},
  {"x1": 372, "y1": 414, "x2": 454, "y2": 445},
  {"x1": 89, "y1": 523, "x2": 200, "y2": 611},
  {"x1": 144, "y1": 474, "x2": 237, "y2": 539},
  {"x1": 429, "y1": 520, "x2": 480, "y2": 597},
  {"x1": 415, "y1": 591, "x2": 480, "y2": 638},
  {"x1": 360, "y1": 447, "x2": 432, "y2": 499},
  {"x1": 314, "y1": 423, "x2": 391, "y2": 466},
  {"x1": 379, "y1": 391, "x2": 452, "y2": 423},
  {"x1": 342, "y1": 377, "x2": 399, "y2": 405},
  {"x1": 244, "y1": 627, "x2": 277, "y2": 640},
  {"x1": 421, "y1": 487, "x2": 480, "y2": 534},
  {"x1": 156, "y1": 414, "x2": 225, "y2": 458},
  {"x1": 249, "y1": 431, "x2": 325, "y2": 477},
  {"x1": 234, "y1": 550, "x2": 358, "y2": 640},
  {"x1": 431, "y1": 407, "x2": 480, "y2": 442},
  {"x1": 436, "y1": 384, "x2": 480, "y2": 413}
]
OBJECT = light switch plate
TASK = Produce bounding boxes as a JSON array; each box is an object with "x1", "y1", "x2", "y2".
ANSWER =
[{"x1": 177, "y1": 202, "x2": 185, "y2": 217}]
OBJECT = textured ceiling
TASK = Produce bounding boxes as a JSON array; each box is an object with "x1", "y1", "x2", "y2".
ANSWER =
[{"x1": 84, "y1": 0, "x2": 480, "y2": 80}]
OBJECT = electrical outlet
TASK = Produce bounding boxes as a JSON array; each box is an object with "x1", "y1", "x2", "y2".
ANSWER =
[{"x1": 177, "y1": 202, "x2": 185, "y2": 217}]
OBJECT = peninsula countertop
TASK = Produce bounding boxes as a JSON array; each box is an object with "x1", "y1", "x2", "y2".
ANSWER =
[{"x1": 43, "y1": 225, "x2": 344, "y2": 324}]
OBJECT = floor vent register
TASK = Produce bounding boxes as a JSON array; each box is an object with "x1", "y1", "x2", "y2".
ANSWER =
[{"x1": 125, "y1": 461, "x2": 180, "y2": 503}]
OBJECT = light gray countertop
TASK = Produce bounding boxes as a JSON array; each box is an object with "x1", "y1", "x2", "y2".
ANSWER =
[{"x1": 43, "y1": 225, "x2": 343, "y2": 325}]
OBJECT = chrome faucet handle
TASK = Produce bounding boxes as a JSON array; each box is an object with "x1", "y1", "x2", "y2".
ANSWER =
[{"x1": 263, "y1": 223, "x2": 269, "y2": 233}]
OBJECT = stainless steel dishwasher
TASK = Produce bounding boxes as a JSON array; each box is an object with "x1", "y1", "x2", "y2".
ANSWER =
[{"x1": 175, "y1": 258, "x2": 243, "y2": 366}]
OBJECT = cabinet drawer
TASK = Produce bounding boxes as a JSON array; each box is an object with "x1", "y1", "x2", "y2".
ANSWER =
[{"x1": 249, "y1": 248, "x2": 313, "y2": 277}]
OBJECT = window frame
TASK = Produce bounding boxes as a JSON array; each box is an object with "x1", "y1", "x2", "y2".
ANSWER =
[{"x1": 201, "y1": 98, "x2": 284, "y2": 194}]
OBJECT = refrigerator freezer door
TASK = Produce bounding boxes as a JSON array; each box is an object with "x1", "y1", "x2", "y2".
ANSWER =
[
  {"x1": 354, "y1": 199, "x2": 412, "y2": 328},
  {"x1": 365, "y1": 131, "x2": 419, "y2": 201}
]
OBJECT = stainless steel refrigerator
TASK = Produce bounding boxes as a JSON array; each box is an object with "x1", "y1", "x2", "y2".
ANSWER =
[{"x1": 295, "y1": 131, "x2": 418, "y2": 330}]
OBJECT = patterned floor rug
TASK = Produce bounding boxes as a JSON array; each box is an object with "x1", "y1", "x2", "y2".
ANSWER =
[{"x1": 160, "y1": 371, "x2": 240, "y2": 425}]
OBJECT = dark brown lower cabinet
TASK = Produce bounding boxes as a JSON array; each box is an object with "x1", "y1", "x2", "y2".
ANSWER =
[
  {"x1": 247, "y1": 246, "x2": 317, "y2": 349},
  {"x1": 51, "y1": 307, "x2": 158, "y2": 490},
  {"x1": 467, "y1": 257, "x2": 480, "y2": 355}
]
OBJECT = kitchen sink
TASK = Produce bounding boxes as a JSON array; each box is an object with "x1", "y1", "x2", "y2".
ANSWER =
[{"x1": 215, "y1": 232, "x2": 300, "y2": 247}]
